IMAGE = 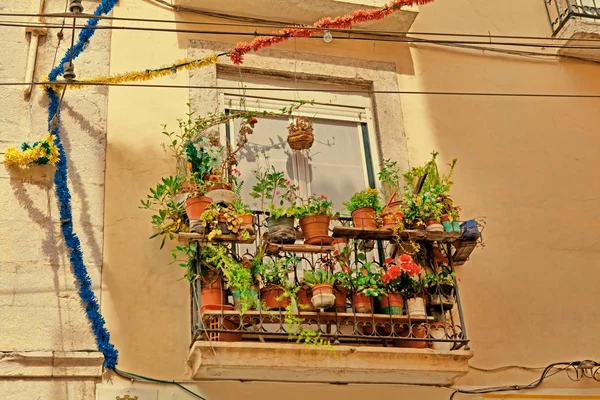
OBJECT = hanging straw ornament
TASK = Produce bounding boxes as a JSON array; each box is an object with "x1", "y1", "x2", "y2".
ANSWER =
[{"x1": 287, "y1": 117, "x2": 314, "y2": 150}]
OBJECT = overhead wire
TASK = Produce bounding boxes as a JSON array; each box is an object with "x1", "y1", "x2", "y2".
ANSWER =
[
  {"x1": 114, "y1": 369, "x2": 207, "y2": 400},
  {"x1": 7, "y1": 10, "x2": 600, "y2": 43},
  {"x1": 8, "y1": 19, "x2": 600, "y2": 50}
]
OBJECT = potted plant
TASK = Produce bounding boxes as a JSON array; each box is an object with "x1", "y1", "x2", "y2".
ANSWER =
[
  {"x1": 343, "y1": 188, "x2": 382, "y2": 229},
  {"x1": 140, "y1": 175, "x2": 188, "y2": 248},
  {"x1": 303, "y1": 267, "x2": 336, "y2": 310},
  {"x1": 287, "y1": 116, "x2": 314, "y2": 151},
  {"x1": 378, "y1": 159, "x2": 405, "y2": 230},
  {"x1": 346, "y1": 255, "x2": 385, "y2": 313},
  {"x1": 295, "y1": 194, "x2": 335, "y2": 245},
  {"x1": 230, "y1": 198, "x2": 254, "y2": 234},
  {"x1": 250, "y1": 165, "x2": 298, "y2": 244},
  {"x1": 256, "y1": 259, "x2": 292, "y2": 310},
  {"x1": 404, "y1": 276, "x2": 426, "y2": 320},
  {"x1": 422, "y1": 267, "x2": 456, "y2": 311},
  {"x1": 380, "y1": 254, "x2": 423, "y2": 315}
]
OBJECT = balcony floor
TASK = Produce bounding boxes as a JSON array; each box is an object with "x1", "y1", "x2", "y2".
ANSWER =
[{"x1": 187, "y1": 341, "x2": 473, "y2": 385}]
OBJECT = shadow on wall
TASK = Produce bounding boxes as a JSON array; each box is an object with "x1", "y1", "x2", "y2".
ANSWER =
[{"x1": 410, "y1": 45, "x2": 600, "y2": 380}]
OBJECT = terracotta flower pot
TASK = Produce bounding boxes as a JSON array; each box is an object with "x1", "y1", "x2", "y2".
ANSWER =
[
  {"x1": 382, "y1": 209, "x2": 405, "y2": 230},
  {"x1": 311, "y1": 284, "x2": 336, "y2": 309},
  {"x1": 184, "y1": 196, "x2": 212, "y2": 220},
  {"x1": 352, "y1": 292, "x2": 374, "y2": 313},
  {"x1": 200, "y1": 273, "x2": 222, "y2": 289},
  {"x1": 425, "y1": 218, "x2": 444, "y2": 232},
  {"x1": 380, "y1": 293, "x2": 404, "y2": 315},
  {"x1": 200, "y1": 304, "x2": 242, "y2": 342},
  {"x1": 396, "y1": 324, "x2": 428, "y2": 348},
  {"x1": 299, "y1": 215, "x2": 331, "y2": 242},
  {"x1": 260, "y1": 285, "x2": 291, "y2": 310},
  {"x1": 328, "y1": 286, "x2": 348, "y2": 312},
  {"x1": 351, "y1": 207, "x2": 377, "y2": 229},
  {"x1": 240, "y1": 213, "x2": 254, "y2": 234},
  {"x1": 297, "y1": 285, "x2": 316, "y2": 311},
  {"x1": 201, "y1": 287, "x2": 226, "y2": 307}
]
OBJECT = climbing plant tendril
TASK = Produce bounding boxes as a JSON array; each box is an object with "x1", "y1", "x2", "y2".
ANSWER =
[{"x1": 46, "y1": 0, "x2": 120, "y2": 370}]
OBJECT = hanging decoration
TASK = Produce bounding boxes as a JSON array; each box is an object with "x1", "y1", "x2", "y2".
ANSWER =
[
  {"x1": 229, "y1": 0, "x2": 436, "y2": 64},
  {"x1": 4, "y1": 134, "x2": 60, "y2": 167},
  {"x1": 287, "y1": 117, "x2": 314, "y2": 150},
  {"x1": 44, "y1": 0, "x2": 120, "y2": 370},
  {"x1": 43, "y1": 54, "x2": 221, "y2": 90}
]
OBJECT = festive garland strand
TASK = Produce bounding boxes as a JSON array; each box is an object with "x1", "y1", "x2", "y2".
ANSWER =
[
  {"x1": 43, "y1": 54, "x2": 220, "y2": 90},
  {"x1": 229, "y1": 0, "x2": 435, "y2": 64},
  {"x1": 4, "y1": 134, "x2": 60, "y2": 167},
  {"x1": 46, "y1": 0, "x2": 120, "y2": 370}
]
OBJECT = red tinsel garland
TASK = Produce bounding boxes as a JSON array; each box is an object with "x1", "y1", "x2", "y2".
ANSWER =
[{"x1": 229, "y1": 0, "x2": 435, "y2": 64}]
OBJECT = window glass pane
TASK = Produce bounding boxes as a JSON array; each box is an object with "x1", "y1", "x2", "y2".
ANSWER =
[
  {"x1": 232, "y1": 116, "x2": 298, "y2": 210},
  {"x1": 307, "y1": 118, "x2": 368, "y2": 213}
]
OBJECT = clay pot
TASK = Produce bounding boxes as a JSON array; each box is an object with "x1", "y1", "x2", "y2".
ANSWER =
[
  {"x1": 406, "y1": 296, "x2": 427, "y2": 319},
  {"x1": 267, "y1": 216, "x2": 296, "y2": 244},
  {"x1": 201, "y1": 304, "x2": 242, "y2": 342},
  {"x1": 328, "y1": 286, "x2": 348, "y2": 312},
  {"x1": 351, "y1": 207, "x2": 377, "y2": 229},
  {"x1": 299, "y1": 215, "x2": 331, "y2": 242},
  {"x1": 396, "y1": 324, "x2": 428, "y2": 348},
  {"x1": 382, "y1": 201, "x2": 404, "y2": 230},
  {"x1": 425, "y1": 218, "x2": 444, "y2": 232},
  {"x1": 311, "y1": 284, "x2": 336, "y2": 309},
  {"x1": 380, "y1": 293, "x2": 404, "y2": 315},
  {"x1": 200, "y1": 273, "x2": 222, "y2": 289},
  {"x1": 206, "y1": 183, "x2": 233, "y2": 191},
  {"x1": 297, "y1": 285, "x2": 316, "y2": 311},
  {"x1": 184, "y1": 196, "x2": 212, "y2": 220},
  {"x1": 429, "y1": 321, "x2": 454, "y2": 351},
  {"x1": 201, "y1": 287, "x2": 226, "y2": 307},
  {"x1": 260, "y1": 285, "x2": 291, "y2": 310},
  {"x1": 352, "y1": 292, "x2": 374, "y2": 313},
  {"x1": 217, "y1": 214, "x2": 231, "y2": 235}
]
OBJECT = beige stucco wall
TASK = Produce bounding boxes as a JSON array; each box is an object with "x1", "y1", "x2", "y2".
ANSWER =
[
  {"x1": 3, "y1": 0, "x2": 600, "y2": 398},
  {"x1": 0, "y1": 0, "x2": 111, "y2": 397}
]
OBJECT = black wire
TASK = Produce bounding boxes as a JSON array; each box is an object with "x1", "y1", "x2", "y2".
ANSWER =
[
  {"x1": 114, "y1": 368, "x2": 207, "y2": 400},
  {"x1": 450, "y1": 361, "x2": 600, "y2": 399},
  {"x1": 7, "y1": 10, "x2": 600, "y2": 43},
  {"x1": 8, "y1": 20, "x2": 600, "y2": 50}
]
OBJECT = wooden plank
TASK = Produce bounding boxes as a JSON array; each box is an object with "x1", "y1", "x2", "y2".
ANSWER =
[
  {"x1": 266, "y1": 243, "x2": 335, "y2": 254},
  {"x1": 452, "y1": 240, "x2": 478, "y2": 266},
  {"x1": 201, "y1": 309, "x2": 432, "y2": 324},
  {"x1": 178, "y1": 232, "x2": 256, "y2": 244},
  {"x1": 332, "y1": 227, "x2": 460, "y2": 243}
]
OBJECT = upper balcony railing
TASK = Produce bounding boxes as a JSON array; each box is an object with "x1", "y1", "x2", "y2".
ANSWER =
[
  {"x1": 545, "y1": 0, "x2": 600, "y2": 35},
  {"x1": 186, "y1": 213, "x2": 479, "y2": 352}
]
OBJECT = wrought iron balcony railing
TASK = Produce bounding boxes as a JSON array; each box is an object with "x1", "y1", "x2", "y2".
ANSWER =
[
  {"x1": 545, "y1": 0, "x2": 600, "y2": 35},
  {"x1": 187, "y1": 213, "x2": 477, "y2": 351}
]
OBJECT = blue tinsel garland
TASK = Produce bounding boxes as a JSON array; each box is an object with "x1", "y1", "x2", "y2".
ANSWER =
[{"x1": 47, "y1": 0, "x2": 120, "y2": 369}]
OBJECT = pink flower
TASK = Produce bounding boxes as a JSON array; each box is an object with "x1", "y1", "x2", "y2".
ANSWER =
[
  {"x1": 275, "y1": 191, "x2": 281, "y2": 195},
  {"x1": 361, "y1": 269, "x2": 368, "y2": 276},
  {"x1": 285, "y1": 180, "x2": 290, "y2": 186},
  {"x1": 343, "y1": 266, "x2": 350, "y2": 273},
  {"x1": 296, "y1": 186, "x2": 300, "y2": 190},
  {"x1": 320, "y1": 194, "x2": 328, "y2": 200}
]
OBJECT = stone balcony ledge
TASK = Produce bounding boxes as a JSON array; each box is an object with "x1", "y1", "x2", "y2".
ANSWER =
[
  {"x1": 186, "y1": 342, "x2": 473, "y2": 385},
  {"x1": 0, "y1": 351, "x2": 104, "y2": 378}
]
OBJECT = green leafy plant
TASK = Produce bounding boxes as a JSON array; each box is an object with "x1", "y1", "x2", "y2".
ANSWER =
[
  {"x1": 345, "y1": 254, "x2": 386, "y2": 298},
  {"x1": 171, "y1": 242, "x2": 198, "y2": 283},
  {"x1": 250, "y1": 164, "x2": 299, "y2": 219},
  {"x1": 293, "y1": 194, "x2": 335, "y2": 219},
  {"x1": 256, "y1": 258, "x2": 291, "y2": 287},
  {"x1": 422, "y1": 267, "x2": 456, "y2": 289},
  {"x1": 140, "y1": 175, "x2": 187, "y2": 248},
  {"x1": 378, "y1": 158, "x2": 403, "y2": 202},
  {"x1": 199, "y1": 203, "x2": 251, "y2": 241},
  {"x1": 343, "y1": 188, "x2": 382, "y2": 214},
  {"x1": 303, "y1": 268, "x2": 335, "y2": 287}
]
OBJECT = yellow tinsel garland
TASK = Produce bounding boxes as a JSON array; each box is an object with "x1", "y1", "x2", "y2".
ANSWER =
[
  {"x1": 43, "y1": 54, "x2": 220, "y2": 90},
  {"x1": 4, "y1": 134, "x2": 60, "y2": 167}
]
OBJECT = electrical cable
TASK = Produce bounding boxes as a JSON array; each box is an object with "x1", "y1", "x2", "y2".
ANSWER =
[
  {"x1": 450, "y1": 360, "x2": 600, "y2": 400},
  {"x1": 7, "y1": 10, "x2": 600, "y2": 43},
  {"x1": 3, "y1": 81, "x2": 600, "y2": 99},
  {"x1": 9, "y1": 20, "x2": 600, "y2": 50},
  {"x1": 114, "y1": 368, "x2": 207, "y2": 400},
  {"x1": 469, "y1": 365, "x2": 547, "y2": 372}
]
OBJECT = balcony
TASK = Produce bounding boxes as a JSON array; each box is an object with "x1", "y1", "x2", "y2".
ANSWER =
[
  {"x1": 171, "y1": 0, "x2": 419, "y2": 33},
  {"x1": 545, "y1": 0, "x2": 600, "y2": 61},
  {"x1": 185, "y1": 215, "x2": 476, "y2": 386}
]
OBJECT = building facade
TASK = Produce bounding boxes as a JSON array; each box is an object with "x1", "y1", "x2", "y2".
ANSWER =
[{"x1": 2, "y1": 0, "x2": 600, "y2": 399}]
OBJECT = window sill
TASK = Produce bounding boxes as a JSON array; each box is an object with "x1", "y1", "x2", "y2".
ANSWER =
[
  {"x1": 171, "y1": 0, "x2": 419, "y2": 33},
  {"x1": 186, "y1": 342, "x2": 473, "y2": 385}
]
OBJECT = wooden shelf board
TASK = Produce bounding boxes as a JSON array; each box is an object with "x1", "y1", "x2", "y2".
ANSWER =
[
  {"x1": 201, "y1": 309, "x2": 432, "y2": 324},
  {"x1": 266, "y1": 243, "x2": 335, "y2": 254},
  {"x1": 178, "y1": 232, "x2": 256, "y2": 244},
  {"x1": 332, "y1": 227, "x2": 461, "y2": 243}
]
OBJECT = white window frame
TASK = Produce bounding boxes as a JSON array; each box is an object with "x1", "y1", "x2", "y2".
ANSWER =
[{"x1": 218, "y1": 91, "x2": 382, "y2": 198}]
